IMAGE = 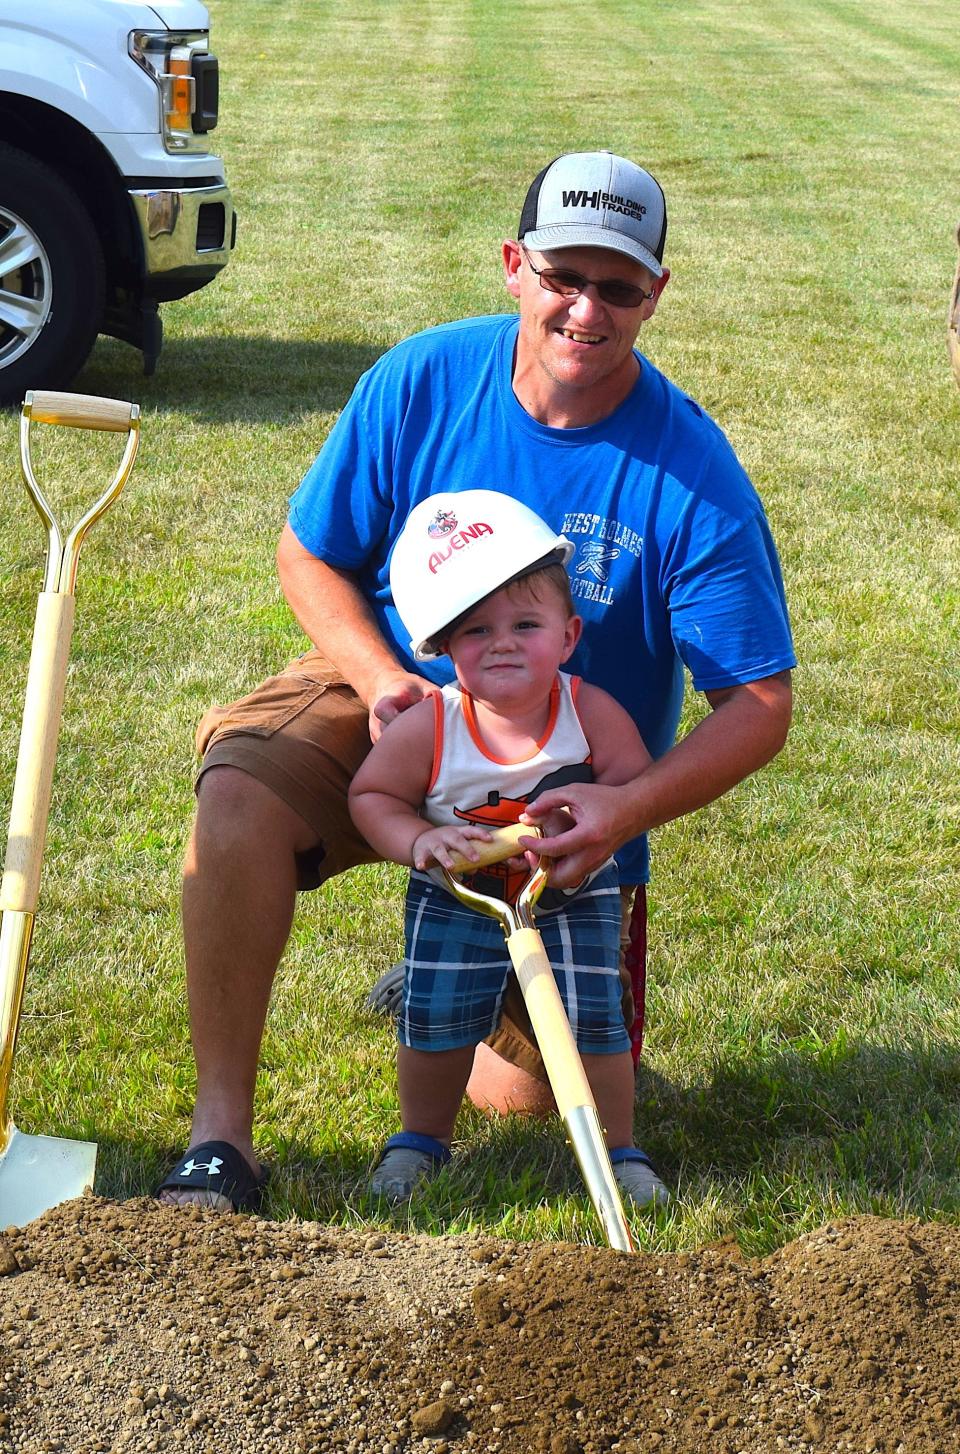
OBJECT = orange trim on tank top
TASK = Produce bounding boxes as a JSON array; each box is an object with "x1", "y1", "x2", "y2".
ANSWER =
[
  {"x1": 461, "y1": 676, "x2": 562, "y2": 766},
  {"x1": 425, "y1": 689, "x2": 445, "y2": 793}
]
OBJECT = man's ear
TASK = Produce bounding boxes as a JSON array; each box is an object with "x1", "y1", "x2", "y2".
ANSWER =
[
  {"x1": 560, "y1": 613, "x2": 583, "y2": 662},
  {"x1": 503, "y1": 239, "x2": 523, "y2": 300},
  {"x1": 645, "y1": 266, "x2": 670, "y2": 317}
]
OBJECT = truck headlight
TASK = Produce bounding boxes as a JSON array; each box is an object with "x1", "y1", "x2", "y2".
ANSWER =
[{"x1": 129, "y1": 31, "x2": 220, "y2": 154}]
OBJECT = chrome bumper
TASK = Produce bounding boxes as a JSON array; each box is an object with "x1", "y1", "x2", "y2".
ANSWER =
[{"x1": 129, "y1": 182, "x2": 235, "y2": 277}]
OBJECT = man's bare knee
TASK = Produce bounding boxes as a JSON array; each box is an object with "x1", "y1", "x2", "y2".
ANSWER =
[
  {"x1": 465, "y1": 1042, "x2": 556, "y2": 1117},
  {"x1": 194, "y1": 765, "x2": 319, "y2": 859}
]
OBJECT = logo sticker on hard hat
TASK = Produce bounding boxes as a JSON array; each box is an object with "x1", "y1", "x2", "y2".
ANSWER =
[
  {"x1": 427, "y1": 509, "x2": 458, "y2": 539},
  {"x1": 427, "y1": 521, "x2": 494, "y2": 573}
]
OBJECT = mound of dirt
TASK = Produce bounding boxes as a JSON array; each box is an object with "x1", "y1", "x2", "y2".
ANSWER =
[{"x1": 0, "y1": 1200, "x2": 958, "y2": 1453}]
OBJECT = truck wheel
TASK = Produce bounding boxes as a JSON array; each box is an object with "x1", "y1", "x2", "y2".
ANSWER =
[{"x1": 0, "y1": 143, "x2": 105, "y2": 408}]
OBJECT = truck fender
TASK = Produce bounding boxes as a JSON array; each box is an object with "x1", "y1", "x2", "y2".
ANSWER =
[{"x1": 0, "y1": 20, "x2": 160, "y2": 135}]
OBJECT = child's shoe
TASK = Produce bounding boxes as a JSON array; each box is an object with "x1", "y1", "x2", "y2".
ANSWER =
[
  {"x1": 369, "y1": 1132, "x2": 452, "y2": 1205},
  {"x1": 609, "y1": 1146, "x2": 670, "y2": 1208}
]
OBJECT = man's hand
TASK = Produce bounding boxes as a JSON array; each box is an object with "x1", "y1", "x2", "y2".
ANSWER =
[
  {"x1": 518, "y1": 672, "x2": 793, "y2": 888},
  {"x1": 368, "y1": 671, "x2": 439, "y2": 742},
  {"x1": 276, "y1": 530, "x2": 439, "y2": 742},
  {"x1": 518, "y1": 782, "x2": 634, "y2": 889}
]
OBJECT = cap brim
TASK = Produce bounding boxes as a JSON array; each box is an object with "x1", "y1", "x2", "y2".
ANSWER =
[{"x1": 522, "y1": 224, "x2": 663, "y2": 278}]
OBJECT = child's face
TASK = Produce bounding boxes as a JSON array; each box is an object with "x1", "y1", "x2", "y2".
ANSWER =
[{"x1": 445, "y1": 578, "x2": 581, "y2": 707}]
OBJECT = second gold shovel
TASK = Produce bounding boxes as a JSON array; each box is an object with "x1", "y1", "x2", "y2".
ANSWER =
[{"x1": 0, "y1": 391, "x2": 140, "y2": 1227}]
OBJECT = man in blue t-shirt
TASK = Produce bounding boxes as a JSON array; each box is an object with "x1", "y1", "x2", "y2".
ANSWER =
[{"x1": 158, "y1": 150, "x2": 795, "y2": 1214}]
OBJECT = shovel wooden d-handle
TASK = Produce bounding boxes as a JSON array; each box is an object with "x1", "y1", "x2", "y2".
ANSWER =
[
  {"x1": 444, "y1": 824, "x2": 634, "y2": 1252},
  {"x1": 0, "y1": 392, "x2": 139, "y2": 1225}
]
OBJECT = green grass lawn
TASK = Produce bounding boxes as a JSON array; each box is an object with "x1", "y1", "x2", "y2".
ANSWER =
[{"x1": 1, "y1": 0, "x2": 958, "y2": 1253}]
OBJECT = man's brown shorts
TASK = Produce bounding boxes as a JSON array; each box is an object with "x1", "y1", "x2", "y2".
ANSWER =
[{"x1": 196, "y1": 648, "x2": 645, "y2": 1081}]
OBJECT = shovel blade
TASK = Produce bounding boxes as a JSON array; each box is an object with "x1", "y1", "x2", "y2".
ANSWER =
[{"x1": 0, "y1": 1124, "x2": 96, "y2": 1228}]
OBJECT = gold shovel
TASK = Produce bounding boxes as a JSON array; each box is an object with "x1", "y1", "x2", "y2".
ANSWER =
[
  {"x1": 0, "y1": 391, "x2": 141, "y2": 1227},
  {"x1": 445, "y1": 823, "x2": 634, "y2": 1252}
]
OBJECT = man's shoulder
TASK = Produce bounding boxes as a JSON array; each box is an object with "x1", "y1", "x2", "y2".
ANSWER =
[
  {"x1": 640, "y1": 354, "x2": 726, "y2": 448},
  {"x1": 378, "y1": 314, "x2": 517, "y2": 375},
  {"x1": 638, "y1": 354, "x2": 756, "y2": 501}
]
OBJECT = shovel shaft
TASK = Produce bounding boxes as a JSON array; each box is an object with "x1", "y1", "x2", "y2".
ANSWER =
[
  {"x1": 564, "y1": 1105, "x2": 634, "y2": 1254},
  {"x1": 444, "y1": 821, "x2": 633, "y2": 1249},
  {"x1": 505, "y1": 926, "x2": 634, "y2": 1252},
  {"x1": 1, "y1": 594, "x2": 76, "y2": 915},
  {"x1": 0, "y1": 591, "x2": 74, "y2": 1134},
  {"x1": 0, "y1": 912, "x2": 33, "y2": 1142},
  {"x1": 506, "y1": 927, "x2": 593, "y2": 1116}
]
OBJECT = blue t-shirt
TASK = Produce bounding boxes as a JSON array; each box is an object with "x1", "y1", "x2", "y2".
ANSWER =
[{"x1": 289, "y1": 314, "x2": 796, "y2": 883}]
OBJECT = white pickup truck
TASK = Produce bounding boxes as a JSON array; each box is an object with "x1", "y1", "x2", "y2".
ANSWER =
[{"x1": 0, "y1": 0, "x2": 235, "y2": 404}]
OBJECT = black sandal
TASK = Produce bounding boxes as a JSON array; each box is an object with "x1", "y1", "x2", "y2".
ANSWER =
[{"x1": 156, "y1": 1140, "x2": 268, "y2": 1212}]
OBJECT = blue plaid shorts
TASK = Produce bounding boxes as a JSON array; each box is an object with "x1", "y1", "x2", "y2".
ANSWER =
[{"x1": 399, "y1": 863, "x2": 630, "y2": 1055}]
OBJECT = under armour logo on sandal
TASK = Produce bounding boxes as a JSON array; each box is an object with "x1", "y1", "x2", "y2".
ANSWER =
[{"x1": 179, "y1": 1156, "x2": 223, "y2": 1178}]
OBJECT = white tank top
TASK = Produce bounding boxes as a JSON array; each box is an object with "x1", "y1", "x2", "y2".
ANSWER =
[{"x1": 423, "y1": 672, "x2": 599, "y2": 902}]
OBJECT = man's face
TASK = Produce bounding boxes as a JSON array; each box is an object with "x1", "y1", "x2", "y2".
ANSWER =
[{"x1": 503, "y1": 241, "x2": 668, "y2": 422}]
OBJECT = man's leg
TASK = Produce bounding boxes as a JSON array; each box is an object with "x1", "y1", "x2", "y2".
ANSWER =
[
  {"x1": 159, "y1": 651, "x2": 377, "y2": 1209},
  {"x1": 175, "y1": 767, "x2": 320, "y2": 1183}
]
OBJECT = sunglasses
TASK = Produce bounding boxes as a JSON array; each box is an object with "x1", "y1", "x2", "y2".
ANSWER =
[{"x1": 521, "y1": 246, "x2": 655, "y2": 309}]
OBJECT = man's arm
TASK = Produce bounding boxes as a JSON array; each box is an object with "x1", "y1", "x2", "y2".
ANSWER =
[
  {"x1": 521, "y1": 670, "x2": 792, "y2": 888},
  {"x1": 276, "y1": 522, "x2": 436, "y2": 740}
]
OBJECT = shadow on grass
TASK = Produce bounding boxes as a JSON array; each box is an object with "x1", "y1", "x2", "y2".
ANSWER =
[
  {"x1": 93, "y1": 1119, "x2": 618, "y2": 1232},
  {"x1": 90, "y1": 1038, "x2": 960, "y2": 1231},
  {"x1": 71, "y1": 336, "x2": 385, "y2": 426},
  {"x1": 637, "y1": 1038, "x2": 960, "y2": 1203}
]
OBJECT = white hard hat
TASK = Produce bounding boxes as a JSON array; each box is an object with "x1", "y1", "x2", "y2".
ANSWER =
[{"x1": 390, "y1": 490, "x2": 573, "y2": 661}]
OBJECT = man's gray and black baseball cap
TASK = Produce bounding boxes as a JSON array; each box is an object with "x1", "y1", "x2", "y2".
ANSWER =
[{"x1": 519, "y1": 151, "x2": 667, "y2": 278}]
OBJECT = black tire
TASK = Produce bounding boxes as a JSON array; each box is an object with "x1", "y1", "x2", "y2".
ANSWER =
[{"x1": 0, "y1": 141, "x2": 105, "y2": 407}]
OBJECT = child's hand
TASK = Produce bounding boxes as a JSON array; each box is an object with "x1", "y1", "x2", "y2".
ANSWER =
[{"x1": 412, "y1": 824, "x2": 493, "y2": 872}]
